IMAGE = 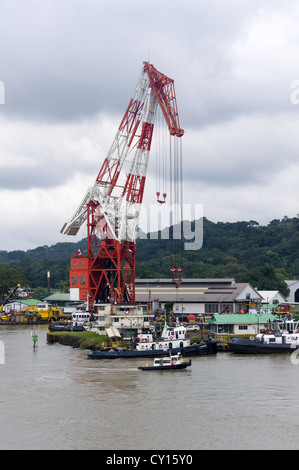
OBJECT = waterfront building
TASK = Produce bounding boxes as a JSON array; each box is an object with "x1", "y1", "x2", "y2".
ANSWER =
[
  {"x1": 208, "y1": 313, "x2": 279, "y2": 335},
  {"x1": 257, "y1": 290, "x2": 287, "y2": 313},
  {"x1": 1, "y1": 299, "x2": 40, "y2": 313},
  {"x1": 135, "y1": 278, "x2": 263, "y2": 319},
  {"x1": 92, "y1": 303, "x2": 152, "y2": 338}
]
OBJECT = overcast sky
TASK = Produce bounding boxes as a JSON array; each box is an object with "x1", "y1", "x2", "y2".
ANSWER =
[{"x1": 1, "y1": 0, "x2": 299, "y2": 251}]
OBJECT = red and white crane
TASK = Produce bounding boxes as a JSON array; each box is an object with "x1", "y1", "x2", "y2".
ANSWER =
[{"x1": 61, "y1": 62, "x2": 184, "y2": 309}]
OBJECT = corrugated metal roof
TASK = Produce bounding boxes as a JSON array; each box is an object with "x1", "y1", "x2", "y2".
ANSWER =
[
  {"x1": 135, "y1": 280, "x2": 260, "y2": 303},
  {"x1": 209, "y1": 313, "x2": 278, "y2": 324},
  {"x1": 135, "y1": 278, "x2": 235, "y2": 286},
  {"x1": 12, "y1": 299, "x2": 40, "y2": 306},
  {"x1": 45, "y1": 293, "x2": 71, "y2": 301}
]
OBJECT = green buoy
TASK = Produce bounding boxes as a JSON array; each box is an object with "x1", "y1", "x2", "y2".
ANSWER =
[{"x1": 31, "y1": 331, "x2": 38, "y2": 349}]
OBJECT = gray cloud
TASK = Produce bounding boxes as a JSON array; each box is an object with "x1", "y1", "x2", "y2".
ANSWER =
[
  {"x1": 0, "y1": 0, "x2": 299, "y2": 249},
  {"x1": 1, "y1": 0, "x2": 293, "y2": 123}
]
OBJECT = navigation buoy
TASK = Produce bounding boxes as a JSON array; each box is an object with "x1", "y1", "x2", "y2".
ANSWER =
[{"x1": 31, "y1": 331, "x2": 38, "y2": 349}]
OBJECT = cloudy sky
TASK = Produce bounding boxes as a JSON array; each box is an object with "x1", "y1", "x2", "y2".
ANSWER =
[{"x1": 1, "y1": 0, "x2": 299, "y2": 251}]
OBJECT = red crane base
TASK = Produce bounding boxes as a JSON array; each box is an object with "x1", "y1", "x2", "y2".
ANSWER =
[
  {"x1": 88, "y1": 238, "x2": 136, "y2": 306},
  {"x1": 85, "y1": 200, "x2": 136, "y2": 307},
  {"x1": 69, "y1": 238, "x2": 136, "y2": 307}
]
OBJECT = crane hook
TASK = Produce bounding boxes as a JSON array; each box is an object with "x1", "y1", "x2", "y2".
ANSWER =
[{"x1": 156, "y1": 192, "x2": 167, "y2": 204}]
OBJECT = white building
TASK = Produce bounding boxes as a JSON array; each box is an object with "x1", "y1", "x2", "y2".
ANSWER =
[
  {"x1": 285, "y1": 280, "x2": 299, "y2": 303},
  {"x1": 209, "y1": 313, "x2": 279, "y2": 335},
  {"x1": 258, "y1": 290, "x2": 286, "y2": 304},
  {"x1": 93, "y1": 303, "x2": 152, "y2": 338}
]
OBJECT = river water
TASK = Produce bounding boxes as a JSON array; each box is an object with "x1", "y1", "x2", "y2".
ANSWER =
[{"x1": 1, "y1": 324, "x2": 299, "y2": 450}]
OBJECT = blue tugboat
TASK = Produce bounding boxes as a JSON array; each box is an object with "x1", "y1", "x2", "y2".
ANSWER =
[
  {"x1": 228, "y1": 319, "x2": 299, "y2": 354},
  {"x1": 88, "y1": 321, "x2": 217, "y2": 359}
]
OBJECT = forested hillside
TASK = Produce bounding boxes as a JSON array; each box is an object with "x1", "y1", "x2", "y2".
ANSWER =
[{"x1": 0, "y1": 215, "x2": 298, "y2": 298}]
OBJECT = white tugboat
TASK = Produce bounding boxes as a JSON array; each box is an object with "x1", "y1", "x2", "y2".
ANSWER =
[
  {"x1": 88, "y1": 319, "x2": 217, "y2": 358},
  {"x1": 135, "y1": 321, "x2": 190, "y2": 352},
  {"x1": 71, "y1": 310, "x2": 91, "y2": 328},
  {"x1": 138, "y1": 352, "x2": 191, "y2": 371}
]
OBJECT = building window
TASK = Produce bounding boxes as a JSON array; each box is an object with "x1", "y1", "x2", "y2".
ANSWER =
[
  {"x1": 223, "y1": 303, "x2": 234, "y2": 313},
  {"x1": 205, "y1": 303, "x2": 219, "y2": 314},
  {"x1": 71, "y1": 276, "x2": 77, "y2": 285},
  {"x1": 80, "y1": 276, "x2": 85, "y2": 285},
  {"x1": 73, "y1": 261, "x2": 76, "y2": 267},
  {"x1": 238, "y1": 325, "x2": 248, "y2": 330},
  {"x1": 80, "y1": 261, "x2": 84, "y2": 266}
]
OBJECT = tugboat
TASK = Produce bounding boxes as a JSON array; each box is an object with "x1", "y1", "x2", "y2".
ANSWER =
[
  {"x1": 134, "y1": 321, "x2": 190, "y2": 352},
  {"x1": 48, "y1": 309, "x2": 91, "y2": 332},
  {"x1": 88, "y1": 320, "x2": 217, "y2": 359},
  {"x1": 228, "y1": 318, "x2": 299, "y2": 354},
  {"x1": 138, "y1": 353, "x2": 191, "y2": 371}
]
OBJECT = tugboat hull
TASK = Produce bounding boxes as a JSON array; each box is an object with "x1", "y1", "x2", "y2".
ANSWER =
[
  {"x1": 88, "y1": 340, "x2": 217, "y2": 359},
  {"x1": 228, "y1": 337, "x2": 299, "y2": 354},
  {"x1": 138, "y1": 361, "x2": 191, "y2": 371}
]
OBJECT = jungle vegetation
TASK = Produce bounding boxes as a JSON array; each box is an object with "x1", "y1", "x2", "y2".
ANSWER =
[{"x1": 0, "y1": 215, "x2": 298, "y2": 299}]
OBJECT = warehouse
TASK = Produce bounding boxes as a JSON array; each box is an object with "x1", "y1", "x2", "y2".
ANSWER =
[{"x1": 135, "y1": 278, "x2": 263, "y2": 319}]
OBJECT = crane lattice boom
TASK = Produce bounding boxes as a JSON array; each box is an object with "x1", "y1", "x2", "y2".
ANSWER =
[{"x1": 61, "y1": 62, "x2": 183, "y2": 307}]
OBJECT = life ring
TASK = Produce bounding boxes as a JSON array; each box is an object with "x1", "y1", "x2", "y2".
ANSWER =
[
  {"x1": 171, "y1": 361, "x2": 175, "y2": 365},
  {"x1": 250, "y1": 336, "x2": 255, "y2": 341},
  {"x1": 169, "y1": 336, "x2": 174, "y2": 340},
  {"x1": 159, "y1": 344, "x2": 163, "y2": 348},
  {"x1": 268, "y1": 330, "x2": 273, "y2": 334},
  {"x1": 291, "y1": 336, "x2": 296, "y2": 340},
  {"x1": 141, "y1": 338, "x2": 148, "y2": 343}
]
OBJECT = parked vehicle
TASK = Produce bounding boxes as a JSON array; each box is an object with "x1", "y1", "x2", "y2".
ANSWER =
[{"x1": 185, "y1": 324, "x2": 200, "y2": 332}]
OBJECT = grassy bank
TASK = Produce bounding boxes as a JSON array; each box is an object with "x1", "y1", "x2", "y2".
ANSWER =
[{"x1": 47, "y1": 330, "x2": 110, "y2": 349}]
